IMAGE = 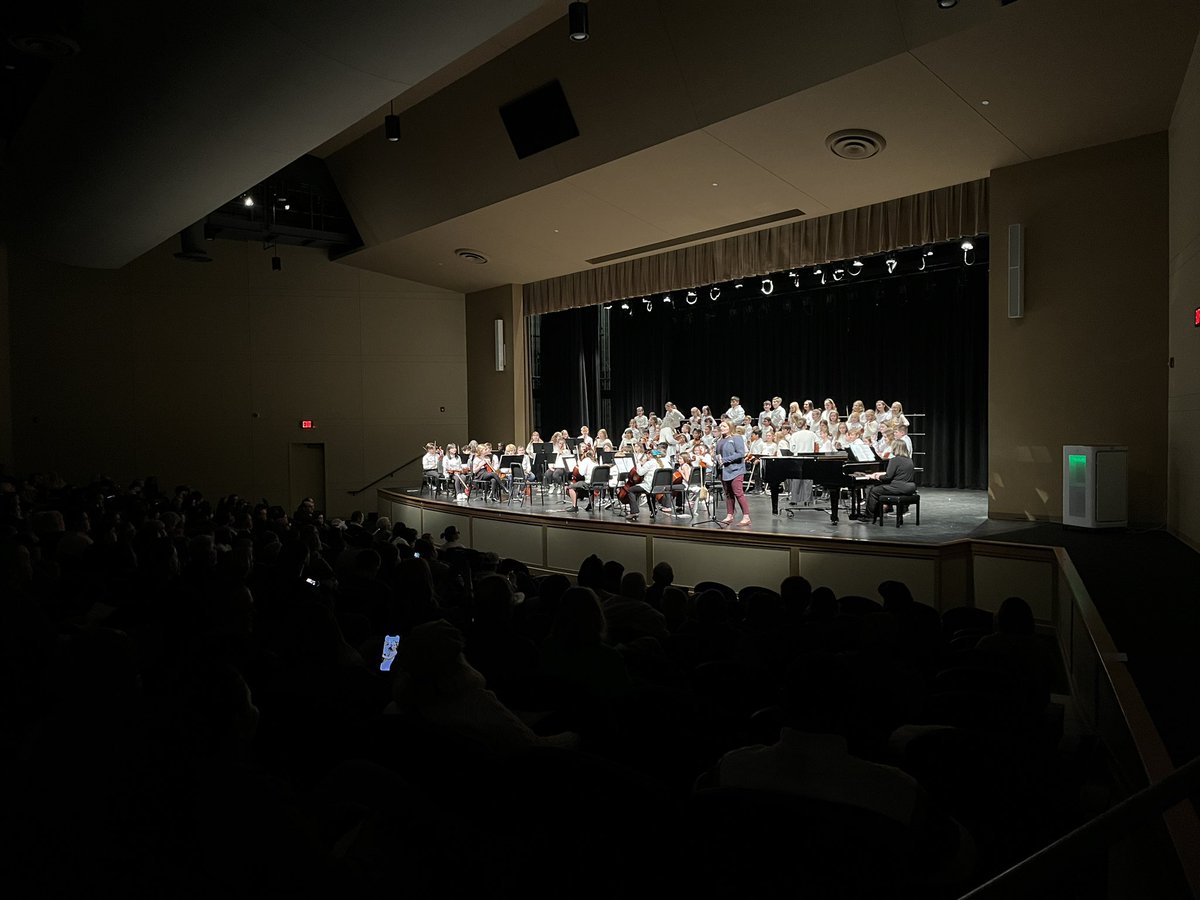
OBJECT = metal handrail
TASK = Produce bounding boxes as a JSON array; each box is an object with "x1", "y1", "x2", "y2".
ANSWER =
[
  {"x1": 348, "y1": 453, "x2": 423, "y2": 496},
  {"x1": 959, "y1": 753, "x2": 1200, "y2": 898}
]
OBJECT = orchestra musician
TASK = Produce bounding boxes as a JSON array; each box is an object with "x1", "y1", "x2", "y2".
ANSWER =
[
  {"x1": 443, "y1": 443, "x2": 470, "y2": 500},
  {"x1": 634, "y1": 407, "x2": 649, "y2": 433},
  {"x1": 567, "y1": 445, "x2": 598, "y2": 512},
  {"x1": 547, "y1": 434, "x2": 570, "y2": 492},
  {"x1": 421, "y1": 442, "x2": 442, "y2": 492},
  {"x1": 625, "y1": 447, "x2": 668, "y2": 521},
  {"x1": 471, "y1": 444, "x2": 503, "y2": 501},
  {"x1": 715, "y1": 420, "x2": 751, "y2": 526},
  {"x1": 862, "y1": 440, "x2": 916, "y2": 523}
]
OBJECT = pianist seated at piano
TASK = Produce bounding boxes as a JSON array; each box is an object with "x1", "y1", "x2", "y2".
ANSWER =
[{"x1": 861, "y1": 440, "x2": 917, "y2": 523}]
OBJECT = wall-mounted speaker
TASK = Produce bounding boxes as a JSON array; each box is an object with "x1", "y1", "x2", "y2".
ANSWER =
[
  {"x1": 1008, "y1": 223, "x2": 1024, "y2": 319},
  {"x1": 495, "y1": 319, "x2": 506, "y2": 371}
]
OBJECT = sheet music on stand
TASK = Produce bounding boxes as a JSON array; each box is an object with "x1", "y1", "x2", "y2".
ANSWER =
[
  {"x1": 613, "y1": 457, "x2": 634, "y2": 475},
  {"x1": 850, "y1": 444, "x2": 876, "y2": 463}
]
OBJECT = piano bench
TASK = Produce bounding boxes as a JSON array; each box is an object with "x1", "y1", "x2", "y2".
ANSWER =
[{"x1": 877, "y1": 492, "x2": 920, "y2": 526}]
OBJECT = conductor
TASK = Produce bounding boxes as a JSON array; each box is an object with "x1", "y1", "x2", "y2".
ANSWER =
[{"x1": 715, "y1": 421, "x2": 751, "y2": 527}]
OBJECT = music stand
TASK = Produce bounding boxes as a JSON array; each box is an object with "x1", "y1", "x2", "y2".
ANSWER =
[
  {"x1": 531, "y1": 450, "x2": 552, "y2": 503},
  {"x1": 691, "y1": 459, "x2": 726, "y2": 528}
]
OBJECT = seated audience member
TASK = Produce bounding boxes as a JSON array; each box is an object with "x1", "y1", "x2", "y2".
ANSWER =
[
  {"x1": 715, "y1": 654, "x2": 974, "y2": 879},
  {"x1": 540, "y1": 587, "x2": 632, "y2": 701},
  {"x1": 975, "y1": 596, "x2": 1054, "y2": 712},
  {"x1": 389, "y1": 619, "x2": 577, "y2": 753},
  {"x1": 462, "y1": 575, "x2": 538, "y2": 704},
  {"x1": 603, "y1": 571, "x2": 668, "y2": 645}
]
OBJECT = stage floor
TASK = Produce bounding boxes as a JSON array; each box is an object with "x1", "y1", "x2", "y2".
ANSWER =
[{"x1": 390, "y1": 483, "x2": 1031, "y2": 546}]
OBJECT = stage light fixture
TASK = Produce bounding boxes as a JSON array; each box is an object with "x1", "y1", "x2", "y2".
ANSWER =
[
  {"x1": 919, "y1": 249, "x2": 933, "y2": 271},
  {"x1": 686, "y1": 290, "x2": 698, "y2": 305},
  {"x1": 620, "y1": 302, "x2": 630, "y2": 310},
  {"x1": 242, "y1": 194, "x2": 254, "y2": 207},
  {"x1": 644, "y1": 297, "x2": 653, "y2": 311},
  {"x1": 961, "y1": 240, "x2": 976, "y2": 266},
  {"x1": 385, "y1": 100, "x2": 401, "y2": 142},
  {"x1": 938, "y1": 0, "x2": 958, "y2": 8},
  {"x1": 832, "y1": 268, "x2": 846, "y2": 281},
  {"x1": 568, "y1": 1, "x2": 589, "y2": 42},
  {"x1": 761, "y1": 278, "x2": 774, "y2": 295},
  {"x1": 885, "y1": 256, "x2": 898, "y2": 273},
  {"x1": 849, "y1": 260, "x2": 864, "y2": 276},
  {"x1": 709, "y1": 286, "x2": 721, "y2": 300},
  {"x1": 734, "y1": 282, "x2": 743, "y2": 289}
]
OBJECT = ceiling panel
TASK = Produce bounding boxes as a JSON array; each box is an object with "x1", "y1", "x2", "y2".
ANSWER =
[{"x1": 912, "y1": 0, "x2": 1200, "y2": 159}]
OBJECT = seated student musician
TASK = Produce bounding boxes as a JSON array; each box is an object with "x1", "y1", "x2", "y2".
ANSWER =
[
  {"x1": 862, "y1": 440, "x2": 917, "y2": 523},
  {"x1": 524, "y1": 431, "x2": 543, "y2": 457},
  {"x1": 625, "y1": 447, "x2": 669, "y2": 522},
  {"x1": 442, "y1": 443, "x2": 470, "y2": 500},
  {"x1": 421, "y1": 442, "x2": 442, "y2": 490},
  {"x1": 471, "y1": 444, "x2": 503, "y2": 502},
  {"x1": 567, "y1": 445, "x2": 599, "y2": 512}
]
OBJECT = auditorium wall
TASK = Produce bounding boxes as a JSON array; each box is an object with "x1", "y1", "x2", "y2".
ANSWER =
[
  {"x1": 465, "y1": 283, "x2": 528, "y2": 445},
  {"x1": 5, "y1": 240, "x2": 466, "y2": 516},
  {"x1": 1169, "y1": 28, "x2": 1200, "y2": 549},
  {"x1": 988, "y1": 132, "x2": 1169, "y2": 525},
  {"x1": 0, "y1": 244, "x2": 12, "y2": 466}
]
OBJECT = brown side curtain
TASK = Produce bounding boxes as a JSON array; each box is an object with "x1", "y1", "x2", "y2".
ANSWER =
[{"x1": 523, "y1": 178, "x2": 988, "y2": 316}]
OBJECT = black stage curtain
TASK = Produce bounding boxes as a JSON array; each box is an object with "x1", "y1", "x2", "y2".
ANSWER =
[
  {"x1": 535, "y1": 303, "x2": 601, "y2": 434},
  {"x1": 536, "y1": 265, "x2": 987, "y2": 489}
]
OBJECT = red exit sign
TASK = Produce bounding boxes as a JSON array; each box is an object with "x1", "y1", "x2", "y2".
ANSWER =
[
  {"x1": 300, "y1": 419, "x2": 316, "y2": 429},
  {"x1": 1195, "y1": 307, "x2": 1200, "y2": 327}
]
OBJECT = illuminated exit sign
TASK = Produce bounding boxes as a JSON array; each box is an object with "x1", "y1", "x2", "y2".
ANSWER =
[{"x1": 300, "y1": 420, "x2": 316, "y2": 430}]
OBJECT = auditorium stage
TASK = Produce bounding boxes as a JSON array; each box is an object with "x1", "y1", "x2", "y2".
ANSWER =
[{"x1": 382, "y1": 484, "x2": 1022, "y2": 546}]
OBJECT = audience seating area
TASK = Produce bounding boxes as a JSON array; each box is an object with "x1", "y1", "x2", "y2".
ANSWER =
[{"x1": 0, "y1": 470, "x2": 1105, "y2": 896}]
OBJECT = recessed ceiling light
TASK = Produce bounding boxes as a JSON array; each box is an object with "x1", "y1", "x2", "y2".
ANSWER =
[
  {"x1": 981, "y1": 100, "x2": 990, "y2": 106},
  {"x1": 711, "y1": 182, "x2": 719, "y2": 187}
]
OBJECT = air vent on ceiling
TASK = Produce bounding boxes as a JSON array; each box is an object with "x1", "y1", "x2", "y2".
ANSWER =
[
  {"x1": 826, "y1": 129, "x2": 886, "y2": 160},
  {"x1": 455, "y1": 248, "x2": 489, "y2": 264}
]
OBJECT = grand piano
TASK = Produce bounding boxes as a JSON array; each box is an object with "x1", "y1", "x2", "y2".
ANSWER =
[{"x1": 760, "y1": 452, "x2": 885, "y2": 523}]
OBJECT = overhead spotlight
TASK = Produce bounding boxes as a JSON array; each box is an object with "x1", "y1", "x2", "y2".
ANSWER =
[
  {"x1": 568, "y1": 1, "x2": 589, "y2": 42},
  {"x1": 686, "y1": 290, "x2": 698, "y2": 305},
  {"x1": 662, "y1": 295, "x2": 671, "y2": 304},
  {"x1": 962, "y1": 240, "x2": 976, "y2": 265},
  {"x1": 814, "y1": 267, "x2": 825, "y2": 285},
  {"x1": 849, "y1": 260, "x2": 864, "y2": 276},
  {"x1": 761, "y1": 278, "x2": 774, "y2": 295},
  {"x1": 644, "y1": 297, "x2": 653, "y2": 311},
  {"x1": 793, "y1": 276, "x2": 801, "y2": 287},
  {"x1": 885, "y1": 256, "x2": 898, "y2": 274},
  {"x1": 832, "y1": 268, "x2": 846, "y2": 281},
  {"x1": 734, "y1": 282, "x2": 743, "y2": 289},
  {"x1": 919, "y1": 249, "x2": 933, "y2": 271},
  {"x1": 602, "y1": 303, "x2": 613, "y2": 310},
  {"x1": 242, "y1": 194, "x2": 254, "y2": 207},
  {"x1": 620, "y1": 302, "x2": 630, "y2": 310},
  {"x1": 709, "y1": 286, "x2": 721, "y2": 301},
  {"x1": 385, "y1": 100, "x2": 401, "y2": 142}
]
